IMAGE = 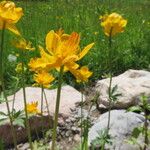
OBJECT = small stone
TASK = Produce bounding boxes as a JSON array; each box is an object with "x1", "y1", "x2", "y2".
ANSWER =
[
  {"x1": 70, "y1": 117, "x2": 76, "y2": 122},
  {"x1": 73, "y1": 134, "x2": 80, "y2": 142},
  {"x1": 17, "y1": 143, "x2": 23, "y2": 148},
  {"x1": 65, "y1": 118, "x2": 71, "y2": 123},
  {"x1": 49, "y1": 141, "x2": 52, "y2": 147},
  {"x1": 71, "y1": 126, "x2": 81, "y2": 134},
  {"x1": 71, "y1": 126, "x2": 77, "y2": 131},
  {"x1": 65, "y1": 130, "x2": 71, "y2": 137},
  {"x1": 68, "y1": 137, "x2": 72, "y2": 142},
  {"x1": 90, "y1": 106, "x2": 97, "y2": 112},
  {"x1": 19, "y1": 143, "x2": 30, "y2": 150}
]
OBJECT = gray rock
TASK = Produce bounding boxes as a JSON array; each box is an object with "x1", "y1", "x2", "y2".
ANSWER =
[
  {"x1": 93, "y1": 69, "x2": 150, "y2": 109},
  {"x1": 88, "y1": 110, "x2": 148, "y2": 150}
]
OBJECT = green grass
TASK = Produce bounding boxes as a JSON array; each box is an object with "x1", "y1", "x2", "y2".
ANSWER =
[{"x1": 2, "y1": 0, "x2": 150, "y2": 92}]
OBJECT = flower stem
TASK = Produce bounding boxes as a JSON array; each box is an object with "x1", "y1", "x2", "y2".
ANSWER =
[
  {"x1": 51, "y1": 66, "x2": 64, "y2": 150},
  {"x1": 0, "y1": 22, "x2": 18, "y2": 150},
  {"x1": 102, "y1": 29, "x2": 113, "y2": 150},
  {"x1": 41, "y1": 86, "x2": 44, "y2": 115},
  {"x1": 107, "y1": 29, "x2": 112, "y2": 132},
  {"x1": 43, "y1": 89, "x2": 52, "y2": 128},
  {"x1": 143, "y1": 110, "x2": 148, "y2": 150},
  {"x1": 21, "y1": 52, "x2": 32, "y2": 150},
  {"x1": 81, "y1": 88, "x2": 84, "y2": 150}
]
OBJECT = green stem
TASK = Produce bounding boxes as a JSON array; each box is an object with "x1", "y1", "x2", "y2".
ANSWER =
[
  {"x1": 21, "y1": 52, "x2": 32, "y2": 150},
  {"x1": 143, "y1": 110, "x2": 148, "y2": 150},
  {"x1": 51, "y1": 66, "x2": 64, "y2": 150},
  {"x1": 81, "y1": 89, "x2": 84, "y2": 150},
  {"x1": 41, "y1": 86, "x2": 44, "y2": 115},
  {"x1": 43, "y1": 89, "x2": 52, "y2": 128},
  {"x1": 107, "y1": 75, "x2": 112, "y2": 132},
  {"x1": 102, "y1": 29, "x2": 113, "y2": 150},
  {"x1": 12, "y1": 77, "x2": 19, "y2": 112},
  {"x1": 0, "y1": 22, "x2": 18, "y2": 150},
  {"x1": 107, "y1": 29, "x2": 112, "y2": 132}
]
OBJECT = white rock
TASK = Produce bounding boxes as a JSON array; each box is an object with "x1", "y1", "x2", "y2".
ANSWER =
[
  {"x1": 0, "y1": 85, "x2": 84, "y2": 118},
  {"x1": 0, "y1": 85, "x2": 84, "y2": 146},
  {"x1": 88, "y1": 110, "x2": 148, "y2": 150},
  {"x1": 94, "y1": 69, "x2": 150, "y2": 108}
]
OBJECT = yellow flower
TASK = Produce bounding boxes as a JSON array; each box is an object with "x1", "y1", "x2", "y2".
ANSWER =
[
  {"x1": 100, "y1": 13, "x2": 127, "y2": 36},
  {"x1": 28, "y1": 30, "x2": 94, "y2": 82},
  {"x1": 15, "y1": 62, "x2": 27, "y2": 73},
  {"x1": 15, "y1": 62, "x2": 23, "y2": 73},
  {"x1": 33, "y1": 70, "x2": 55, "y2": 88},
  {"x1": 0, "y1": 1, "x2": 23, "y2": 35},
  {"x1": 94, "y1": 31, "x2": 98, "y2": 35},
  {"x1": 69, "y1": 66, "x2": 93, "y2": 83},
  {"x1": 27, "y1": 101, "x2": 40, "y2": 114},
  {"x1": 12, "y1": 38, "x2": 35, "y2": 51}
]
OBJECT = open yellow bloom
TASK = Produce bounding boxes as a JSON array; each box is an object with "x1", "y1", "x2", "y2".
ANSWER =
[
  {"x1": 28, "y1": 58, "x2": 49, "y2": 72},
  {"x1": 69, "y1": 66, "x2": 93, "y2": 83},
  {"x1": 0, "y1": 1, "x2": 23, "y2": 35},
  {"x1": 28, "y1": 30, "x2": 94, "y2": 82},
  {"x1": 27, "y1": 101, "x2": 40, "y2": 114},
  {"x1": 12, "y1": 38, "x2": 35, "y2": 51},
  {"x1": 33, "y1": 70, "x2": 55, "y2": 88},
  {"x1": 100, "y1": 13, "x2": 127, "y2": 36}
]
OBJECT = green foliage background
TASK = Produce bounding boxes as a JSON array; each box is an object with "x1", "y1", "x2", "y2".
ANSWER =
[{"x1": 2, "y1": 0, "x2": 150, "y2": 92}]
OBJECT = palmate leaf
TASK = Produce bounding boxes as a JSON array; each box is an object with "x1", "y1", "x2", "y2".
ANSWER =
[
  {"x1": 127, "y1": 137, "x2": 138, "y2": 145},
  {"x1": 0, "y1": 111, "x2": 7, "y2": 116},
  {"x1": 0, "y1": 118, "x2": 8, "y2": 125},
  {"x1": 146, "y1": 104, "x2": 150, "y2": 111},
  {"x1": 13, "y1": 118, "x2": 25, "y2": 127},
  {"x1": 132, "y1": 127, "x2": 143, "y2": 138},
  {"x1": 127, "y1": 106, "x2": 143, "y2": 113},
  {"x1": 109, "y1": 85, "x2": 122, "y2": 102},
  {"x1": 111, "y1": 85, "x2": 118, "y2": 94}
]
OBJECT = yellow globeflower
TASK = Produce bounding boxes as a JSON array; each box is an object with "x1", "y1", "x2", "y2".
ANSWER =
[
  {"x1": 33, "y1": 70, "x2": 55, "y2": 88},
  {"x1": 28, "y1": 30, "x2": 94, "y2": 82},
  {"x1": 100, "y1": 13, "x2": 127, "y2": 37},
  {"x1": 15, "y1": 62, "x2": 27, "y2": 73},
  {"x1": 69, "y1": 66, "x2": 93, "y2": 83},
  {"x1": 27, "y1": 101, "x2": 40, "y2": 114},
  {"x1": 15, "y1": 62, "x2": 22, "y2": 73},
  {"x1": 12, "y1": 38, "x2": 35, "y2": 51},
  {"x1": 0, "y1": 1, "x2": 23, "y2": 35}
]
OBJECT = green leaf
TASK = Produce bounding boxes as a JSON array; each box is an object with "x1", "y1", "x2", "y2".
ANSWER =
[
  {"x1": 127, "y1": 106, "x2": 142, "y2": 112},
  {"x1": 126, "y1": 137, "x2": 138, "y2": 145},
  {"x1": 146, "y1": 104, "x2": 150, "y2": 111},
  {"x1": 132, "y1": 127, "x2": 142, "y2": 138},
  {"x1": 111, "y1": 85, "x2": 118, "y2": 94},
  {"x1": 0, "y1": 111, "x2": 7, "y2": 116},
  {"x1": 13, "y1": 118, "x2": 25, "y2": 127}
]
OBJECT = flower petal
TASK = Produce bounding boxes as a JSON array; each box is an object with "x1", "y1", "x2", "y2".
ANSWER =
[{"x1": 78, "y1": 43, "x2": 94, "y2": 60}]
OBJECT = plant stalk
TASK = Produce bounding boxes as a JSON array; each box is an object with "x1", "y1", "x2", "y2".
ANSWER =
[
  {"x1": 107, "y1": 29, "x2": 112, "y2": 132},
  {"x1": 0, "y1": 22, "x2": 18, "y2": 149},
  {"x1": 41, "y1": 86, "x2": 44, "y2": 115},
  {"x1": 81, "y1": 88, "x2": 84, "y2": 150},
  {"x1": 51, "y1": 66, "x2": 64, "y2": 150},
  {"x1": 21, "y1": 52, "x2": 32, "y2": 150},
  {"x1": 43, "y1": 89, "x2": 52, "y2": 128},
  {"x1": 102, "y1": 29, "x2": 113, "y2": 150},
  {"x1": 143, "y1": 110, "x2": 148, "y2": 150}
]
